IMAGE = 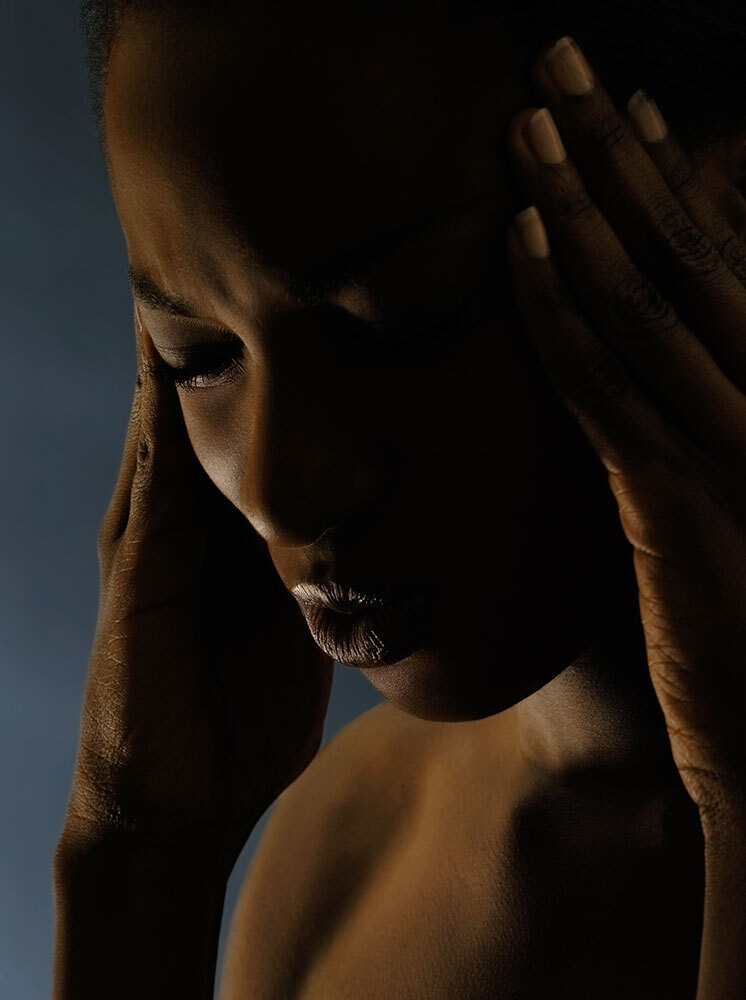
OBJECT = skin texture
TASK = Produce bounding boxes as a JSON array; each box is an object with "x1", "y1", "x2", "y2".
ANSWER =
[
  {"x1": 102, "y1": 2, "x2": 746, "y2": 765},
  {"x1": 101, "y1": 0, "x2": 746, "y2": 960},
  {"x1": 105, "y1": 4, "x2": 633, "y2": 718},
  {"x1": 96, "y1": 4, "x2": 746, "y2": 996}
]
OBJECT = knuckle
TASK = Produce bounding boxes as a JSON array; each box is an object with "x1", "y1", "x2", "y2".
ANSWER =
[
  {"x1": 610, "y1": 269, "x2": 677, "y2": 334},
  {"x1": 552, "y1": 170, "x2": 596, "y2": 221},
  {"x1": 714, "y1": 232, "x2": 746, "y2": 288},
  {"x1": 96, "y1": 512, "x2": 116, "y2": 550},
  {"x1": 97, "y1": 502, "x2": 130, "y2": 560},
  {"x1": 96, "y1": 523, "x2": 119, "y2": 563},
  {"x1": 588, "y1": 109, "x2": 629, "y2": 156},
  {"x1": 660, "y1": 152, "x2": 700, "y2": 201},
  {"x1": 655, "y1": 206, "x2": 720, "y2": 277},
  {"x1": 96, "y1": 537, "x2": 116, "y2": 581}
]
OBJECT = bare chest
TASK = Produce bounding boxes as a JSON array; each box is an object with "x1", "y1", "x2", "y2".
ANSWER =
[{"x1": 298, "y1": 781, "x2": 705, "y2": 999}]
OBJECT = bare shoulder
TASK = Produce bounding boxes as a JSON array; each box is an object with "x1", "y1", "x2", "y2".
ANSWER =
[{"x1": 217, "y1": 701, "x2": 439, "y2": 1000}]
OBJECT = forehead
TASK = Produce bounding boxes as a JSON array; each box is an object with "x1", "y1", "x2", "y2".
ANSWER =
[{"x1": 104, "y1": 5, "x2": 527, "y2": 309}]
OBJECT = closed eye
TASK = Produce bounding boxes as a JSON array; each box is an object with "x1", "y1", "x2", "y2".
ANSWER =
[
  {"x1": 148, "y1": 260, "x2": 503, "y2": 391},
  {"x1": 148, "y1": 351, "x2": 246, "y2": 392}
]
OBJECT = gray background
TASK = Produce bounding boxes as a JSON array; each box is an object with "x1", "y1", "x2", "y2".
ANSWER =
[{"x1": 0, "y1": 3, "x2": 383, "y2": 996}]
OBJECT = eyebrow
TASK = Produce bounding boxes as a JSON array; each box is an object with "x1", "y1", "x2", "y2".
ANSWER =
[{"x1": 127, "y1": 194, "x2": 494, "y2": 319}]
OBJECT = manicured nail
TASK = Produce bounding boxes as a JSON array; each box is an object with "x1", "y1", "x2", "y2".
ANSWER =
[
  {"x1": 527, "y1": 108, "x2": 567, "y2": 165},
  {"x1": 627, "y1": 89, "x2": 668, "y2": 143},
  {"x1": 515, "y1": 206, "x2": 550, "y2": 259},
  {"x1": 546, "y1": 36, "x2": 594, "y2": 96}
]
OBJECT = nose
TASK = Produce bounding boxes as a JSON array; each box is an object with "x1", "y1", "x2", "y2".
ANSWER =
[{"x1": 239, "y1": 357, "x2": 393, "y2": 549}]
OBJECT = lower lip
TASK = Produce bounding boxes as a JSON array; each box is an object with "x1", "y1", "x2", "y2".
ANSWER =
[{"x1": 298, "y1": 596, "x2": 432, "y2": 667}]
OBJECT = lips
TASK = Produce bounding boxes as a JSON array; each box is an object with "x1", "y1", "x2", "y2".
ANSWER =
[
  {"x1": 293, "y1": 589, "x2": 433, "y2": 667},
  {"x1": 292, "y1": 580, "x2": 405, "y2": 614}
]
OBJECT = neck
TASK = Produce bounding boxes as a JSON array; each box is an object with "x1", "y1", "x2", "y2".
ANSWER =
[{"x1": 511, "y1": 587, "x2": 684, "y2": 791}]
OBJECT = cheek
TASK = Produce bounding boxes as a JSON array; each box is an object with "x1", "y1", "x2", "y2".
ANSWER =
[
  {"x1": 413, "y1": 321, "x2": 555, "y2": 507},
  {"x1": 418, "y1": 321, "x2": 622, "y2": 587},
  {"x1": 180, "y1": 402, "x2": 247, "y2": 508}
]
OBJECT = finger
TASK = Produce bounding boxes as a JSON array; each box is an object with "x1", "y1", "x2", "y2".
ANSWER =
[
  {"x1": 506, "y1": 209, "x2": 695, "y2": 480},
  {"x1": 625, "y1": 88, "x2": 746, "y2": 378},
  {"x1": 127, "y1": 303, "x2": 212, "y2": 540},
  {"x1": 507, "y1": 104, "x2": 746, "y2": 461},
  {"x1": 523, "y1": 36, "x2": 746, "y2": 394},
  {"x1": 97, "y1": 305, "x2": 147, "y2": 555}
]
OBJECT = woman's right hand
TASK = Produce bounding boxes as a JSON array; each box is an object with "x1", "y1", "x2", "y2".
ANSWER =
[{"x1": 61, "y1": 306, "x2": 334, "y2": 861}]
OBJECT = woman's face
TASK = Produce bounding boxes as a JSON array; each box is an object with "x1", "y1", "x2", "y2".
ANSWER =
[{"x1": 104, "y1": 4, "x2": 633, "y2": 722}]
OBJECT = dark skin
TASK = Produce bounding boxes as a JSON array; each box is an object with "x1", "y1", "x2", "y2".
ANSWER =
[
  {"x1": 62, "y1": 2, "x2": 746, "y2": 997},
  {"x1": 104, "y1": 5, "x2": 664, "y2": 725}
]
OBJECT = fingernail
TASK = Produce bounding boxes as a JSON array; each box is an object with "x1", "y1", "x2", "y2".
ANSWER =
[
  {"x1": 627, "y1": 89, "x2": 668, "y2": 143},
  {"x1": 527, "y1": 108, "x2": 567, "y2": 165},
  {"x1": 515, "y1": 206, "x2": 550, "y2": 259},
  {"x1": 546, "y1": 36, "x2": 594, "y2": 96}
]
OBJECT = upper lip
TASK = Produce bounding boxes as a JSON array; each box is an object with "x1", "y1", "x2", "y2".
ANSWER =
[{"x1": 291, "y1": 580, "x2": 412, "y2": 614}]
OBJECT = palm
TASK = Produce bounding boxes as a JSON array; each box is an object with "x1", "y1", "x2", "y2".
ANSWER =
[
  {"x1": 614, "y1": 461, "x2": 746, "y2": 805},
  {"x1": 505, "y1": 44, "x2": 746, "y2": 812}
]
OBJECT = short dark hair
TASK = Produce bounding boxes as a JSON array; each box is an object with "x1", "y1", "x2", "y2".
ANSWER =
[{"x1": 81, "y1": 0, "x2": 746, "y2": 163}]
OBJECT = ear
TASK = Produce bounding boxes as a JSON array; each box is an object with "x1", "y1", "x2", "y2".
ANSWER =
[{"x1": 692, "y1": 131, "x2": 746, "y2": 244}]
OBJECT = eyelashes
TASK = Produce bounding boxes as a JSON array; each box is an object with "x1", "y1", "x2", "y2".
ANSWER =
[
  {"x1": 152, "y1": 351, "x2": 246, "y2": 392},
  {"x1": 156, "y1": 312, "x2": 479, "y2": 393},
  {"x1": 152, "y1": 270, "x2": 502, "y2": 393}
]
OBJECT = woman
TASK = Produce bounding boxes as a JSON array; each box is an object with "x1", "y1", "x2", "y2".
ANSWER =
[{"x1": 53, "y1": 0, "x2": 746, "y2": 996}]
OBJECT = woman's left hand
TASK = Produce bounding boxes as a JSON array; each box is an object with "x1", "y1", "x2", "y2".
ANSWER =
[{"x1": 505, "y1": 35, "x2": 746, "y2": 821}]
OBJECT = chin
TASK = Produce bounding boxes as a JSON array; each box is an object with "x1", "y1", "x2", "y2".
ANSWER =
[{"x1": 357, "y1": 573, "x2": 633, "y2": 724}]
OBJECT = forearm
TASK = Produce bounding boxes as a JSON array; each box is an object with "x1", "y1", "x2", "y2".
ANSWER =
[
  {"x1": 696, "y1": 793, "x2": 746, "y2": 1000},
  {"x1": 52, "y1": 824, "x2": 236, "y2": 1000}
]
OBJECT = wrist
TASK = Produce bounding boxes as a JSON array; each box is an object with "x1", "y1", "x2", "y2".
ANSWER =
[
  {"x1": 57, "y1": 780, "x2": 263, "y2": 868},
  {"x1": 55, "y1": 814, "x2": 239, "y2": 889},
  {"x1": 53, "y1": 817, "x2": 231, "y2": 1000}
]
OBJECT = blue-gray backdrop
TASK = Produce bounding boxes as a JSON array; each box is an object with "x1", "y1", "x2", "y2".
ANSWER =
[{"x1": 0, "y1": 3, "x2": 383, "y2": 996}]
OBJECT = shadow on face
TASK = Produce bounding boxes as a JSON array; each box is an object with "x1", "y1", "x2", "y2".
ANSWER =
[{"x1": 104, "y1": 3, "x2": 634, "y2": 722}]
